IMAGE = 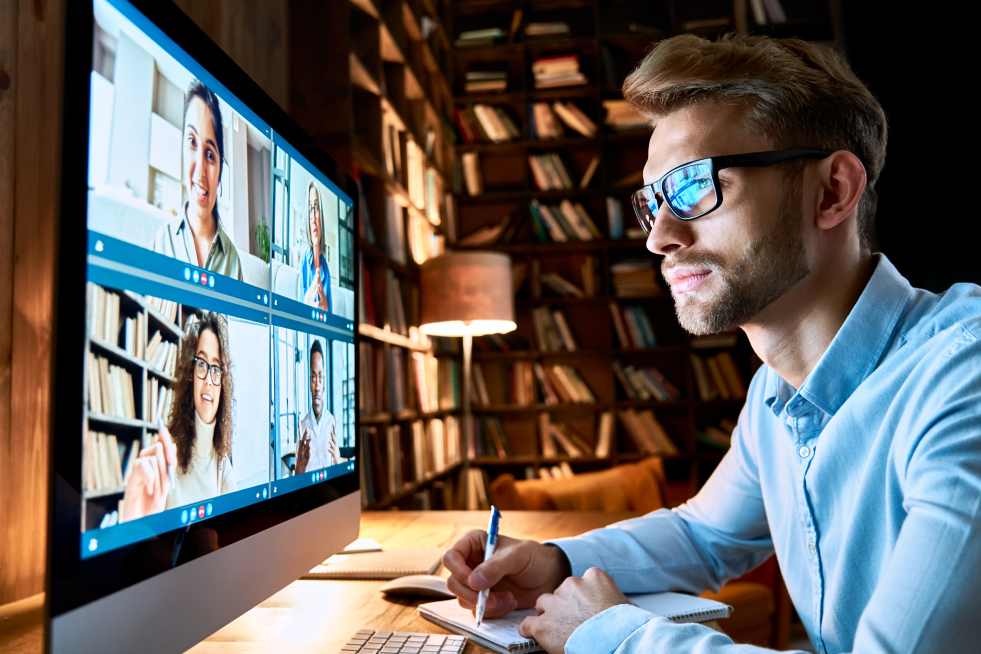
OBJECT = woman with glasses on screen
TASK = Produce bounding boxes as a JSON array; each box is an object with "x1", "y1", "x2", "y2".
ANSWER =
[
  {"x1": 301, "y1": 181, "x2": 332, "y2": 312},
  {"x1": 152, "y1": 79, "x2": 243, "y2": 281},
  {"x1": 121, "y1": 312, "x2": 237, "y2": 521}
]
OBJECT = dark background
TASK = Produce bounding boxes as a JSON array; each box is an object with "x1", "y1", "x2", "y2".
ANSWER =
[{"x1": 842, "y1": 5, "x2": 977, "y2": 292}]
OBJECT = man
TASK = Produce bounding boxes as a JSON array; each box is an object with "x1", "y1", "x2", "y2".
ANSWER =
[
  {"x1": 443, "y1": 34, "x2": 981, "y2": 654},
  {"x1": 295, "y1": 339, "x2": 340, "y2": 473}
]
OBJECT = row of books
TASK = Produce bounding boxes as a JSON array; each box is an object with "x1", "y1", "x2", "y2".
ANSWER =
[
  {"x1": 536, "y1": 362, "x2": 595, "y2": 405},
  {"x1": 147, "y1": 295, "x2": 179, "y2": 324},
  {"x1": 473, "y1": 331, "x2": 529, "y2": 353},
  {"x1": 463, "y1": 70, "x2": 508, "y2": 93},
  {"x1": 750, "y1": 0, "x2": 788, "y2": 25},
  {"x1": 84, "y1": 430, "x2": 140, "y2": 493},
  {"x1": 533, "y1": 54, "x2": 587, "y2": 88},
  {"x1": 529, "y1": 152, "x2": 599, "y2": 190},
  {"x1": 698, "y1": 418, "x2": 738, "y2": 451},
  {"x1": 455, "y1": 8, "x2": 522, "y2": 47},
  {"x1": 534, "y1": 461, "x2": 576, "y2": 481},
  {"x1": 540, "y1": 269, "x2": 590, "y2": 298},
  {"x1": 691, "y1": 352, "x2": 747, "y2": 401},
  {"x1": 529, "y1": 101, "x2": 597, "y2": 139},
  {"x1": 88, "y1": 284, "x2": 126, "y2": 347},
  {"x1": 609, "y1": 304, "x2": 658, "y2": 349},
  {"x1": 411, "y1": 352, "x2": 460, "y2": 413},
  {"x1": 531, "y1": 307, "x2": 577, "y2": 352},
  {"x1": 407, "y1": 211, "x2": 444, "y2": 266},
  {"x1": 144, "y1": 332, "x2": 178, "y2": 376},
  {"x1": 537, "y1": 413, "x2": 605, "y2": 459},
  {"x1": 612, "y1": 361, "x2": 682, "y2": 402},
  {"x1": 455, "y1": 104, "x2": 521, "y2": 144},
  {"x1": 603, "y1": 99, "x2": 647, "y2": 130},
  {"x1": 360, "y1": 417, "x2": 462, "y2": 505},
  {"x1": 529, "y1": 198, "x2": 602, "y2": 241},
  {"x1": 87, "y1": 352, "x2": 139, "y2": 420},
  {"x1": 611, "y1": 259, "x2": 663, "y2": 297},
  {"x1": 461, "y1": 152, "x2": 483, "y2": 196},
  {"x1": 476, "y1": 415, "x2": 513, "y2": 458},
  {"x1": 386, "y1": 271, "x2": 409, "y2": 336},
  {"x1": 358, "y1": 342, "x2": 385, "y2": 415},
  {"x1": 618, "y1": 409, "x2": 679, "y2": 456},
  {"x1": 470, "y1": 361, "x2": 534, "y2": 407},
  {"x1": 145, "y1": 377, "x2": 175, "y2": 425}
]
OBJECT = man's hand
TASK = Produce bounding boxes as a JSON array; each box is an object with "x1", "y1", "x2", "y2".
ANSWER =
[
  {"x1": 121, "y1": 427, "x2": 177, "y2": 522},
  {"x1": 296, "y1": 427, "x2": 311, "y2": 474},
  {"x1": 518, "y1": 567, "x2": 630, "y2": 654},
  {"x1": 442, "y1": 531, "x2": 571, "y2": 619}
]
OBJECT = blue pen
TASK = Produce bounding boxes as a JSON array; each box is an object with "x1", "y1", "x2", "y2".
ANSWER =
[{"x1": 475, "y1": 505, "x2": 501, "y2": 627}]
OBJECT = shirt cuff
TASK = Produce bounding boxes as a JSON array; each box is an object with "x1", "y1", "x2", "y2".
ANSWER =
[
  {"x1": 545, "y1": 537, "x2": 600, "y2": 578},
  {"x1": 565, "y1": 604, "x2": 661, "y2": 654}
]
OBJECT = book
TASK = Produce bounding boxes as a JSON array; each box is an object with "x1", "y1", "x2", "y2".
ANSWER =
[
  {"x1": 419, "y1": 593, "x2": 731, "y2": 653},
  {"x1": 578, "y1": 155, "x2": 600, "y2": 188},
  {"x1": 302, "y1": 548, "x2": 444, "y2": 580},
  {"x1": 595, "y1": 411, "x2": 614, "y2": 458},
  {"x1": 462, "y1": 152, "x2": 483, "y2": 195}
]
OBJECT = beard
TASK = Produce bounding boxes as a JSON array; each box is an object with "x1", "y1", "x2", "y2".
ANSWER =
[{"x1": 664, "y1": 176, "x2": 809, "y2": 335}]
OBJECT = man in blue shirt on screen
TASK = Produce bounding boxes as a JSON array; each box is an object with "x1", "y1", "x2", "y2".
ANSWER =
[{"x1": 443, "y1": 34, "x2": 981, "y2": 654}]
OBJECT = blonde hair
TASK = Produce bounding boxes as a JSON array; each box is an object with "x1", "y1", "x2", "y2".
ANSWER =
[{"x1": 623, "y1": 34, "x2": 887, "y2": 249}]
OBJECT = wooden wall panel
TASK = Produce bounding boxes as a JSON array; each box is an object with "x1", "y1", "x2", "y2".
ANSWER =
[
  {"x1": 0, "y1": 0, "x2": 19, "y2": 608},
  {"x1": 1, "y1": 0, "x2": 65, "y2": 606},
  {"x1": 171, "y1": 0, "x2": 290, "y2": 111}
]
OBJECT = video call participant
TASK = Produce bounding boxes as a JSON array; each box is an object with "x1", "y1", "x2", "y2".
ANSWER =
[
  {"x1": 122, "y1": 312, "x2": 238, "y2": 521},
  {"x1": 300, "y1": 182, "x2": 332, "y2": 312},
  {"x1": 152, "y1": 79, "x2": 243, "y2": 281},
  {"x1": 294, "y1": 339, "x2": 339, "y2": 474},
  {"x1": 442, "y1": 34, "x2": 981, "y2": 654}
]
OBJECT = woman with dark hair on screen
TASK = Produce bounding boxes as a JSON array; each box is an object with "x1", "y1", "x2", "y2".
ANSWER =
[
  {"x1": 152, "y1": 79, "x2": 243, "y2": 281},
  {"x1": 300, "y1": 181, "x2": 332, "y2": 312},
  {"x1": 122, "y1": 312, "x2": 238, "y2": 521}
]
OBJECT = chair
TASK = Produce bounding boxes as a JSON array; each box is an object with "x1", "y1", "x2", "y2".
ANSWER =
[{"x1": 489, "y1": 459, "x2": 788, "y2": 648}]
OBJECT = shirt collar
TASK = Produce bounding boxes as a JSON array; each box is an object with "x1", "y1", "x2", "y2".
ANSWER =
[
  {"x1": 178, "y1": 206, "x2": 227, "y2": 255},
  {"x1": 764, "y1": 253, "x2": 912, "y2": 417}
]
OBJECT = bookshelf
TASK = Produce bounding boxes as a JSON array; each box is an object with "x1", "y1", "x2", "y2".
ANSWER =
[
  {"x1": 449, "y1": 0, "x2": 835, "y2": 505},
  {"x1": 290, "y1": 0, "x2": 466, "y2": 510},
  {"x1": 81, "y1": 284, "x2": 188, "y2": 531}
]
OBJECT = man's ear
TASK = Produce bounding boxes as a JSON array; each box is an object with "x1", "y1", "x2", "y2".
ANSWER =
[{"x1": 814, "y1": 150, "x2": 866, "y2": 231}]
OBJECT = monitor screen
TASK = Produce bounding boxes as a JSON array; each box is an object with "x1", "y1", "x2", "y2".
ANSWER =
[{"x1": 49, "y1": 0, "x2": 360, "y2": 637}]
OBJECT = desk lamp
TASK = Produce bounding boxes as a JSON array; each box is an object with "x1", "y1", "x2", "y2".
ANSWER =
[{"x1": 419, "y1": 252, "x2": 516, "y2": 467}]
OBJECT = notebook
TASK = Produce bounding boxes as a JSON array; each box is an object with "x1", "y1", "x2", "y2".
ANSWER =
[
  {"x1": 301, "y1": 548, "x2": 444, "y2": 580},
  {"x1": 419, "y1": 592, "x2": 732, "y2": 654}
]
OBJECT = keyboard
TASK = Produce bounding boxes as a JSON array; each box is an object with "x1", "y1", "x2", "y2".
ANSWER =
[{"x1": 340, "y1": 630, "x2": 467, "y2": 654}]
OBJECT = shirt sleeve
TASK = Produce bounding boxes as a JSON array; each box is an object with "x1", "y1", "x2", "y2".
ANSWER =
[{"x1": 548, "y1": 392, "x2": 774, "y2": 596}]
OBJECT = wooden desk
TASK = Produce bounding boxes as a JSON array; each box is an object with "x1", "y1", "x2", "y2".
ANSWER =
[{"x1": 0, "y1": 511, "x2": 638, "y2": 654}]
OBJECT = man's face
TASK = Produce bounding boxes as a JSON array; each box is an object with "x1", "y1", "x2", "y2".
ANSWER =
[
  {"x1": 644, "y1": 101, "x2": 809, "y2": 335},
  {"x1": 310, "y1": 350, "x2": 325, "y2": 419}
]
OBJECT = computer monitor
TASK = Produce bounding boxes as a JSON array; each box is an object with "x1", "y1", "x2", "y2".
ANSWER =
[{"x1": 47, "y1": 1, "x2": 361, "y2": 652}]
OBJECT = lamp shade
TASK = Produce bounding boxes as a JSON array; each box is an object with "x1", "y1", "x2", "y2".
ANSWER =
[{"x1": 419, "y1": 252, "x2": 516, "y2": 337}]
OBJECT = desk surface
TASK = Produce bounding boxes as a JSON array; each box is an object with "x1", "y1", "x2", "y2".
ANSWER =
[{"x1": 0, "y1": 511, "x2": 637, "y2": 654}]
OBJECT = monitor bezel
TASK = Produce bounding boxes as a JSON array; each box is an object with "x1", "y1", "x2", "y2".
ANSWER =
[{"x1": 48, "y1": 0, "x2": 361, "y2": 623}]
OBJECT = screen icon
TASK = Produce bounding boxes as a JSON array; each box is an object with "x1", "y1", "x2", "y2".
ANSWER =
[
  {"x1": 262, "y1": 487, "x2": 268, "y2": 499},
  {"x1": 181, "y1": 509, "x2": 188, "y2": 524},
  {"x1": 209, "y1": 275, "x2": 215, "y2": 288},
  {"x1": 192, "y1": 270, "x2": 200, "y2": 283},
  {"x1": 184, "y1": 267, "x2": 191, "y2": 281},
  {"x1": 201, "y1": 273, "x2": 208, "y2": 286},
  {"x1": 206, "y1": 503, "x2": 213, "y2": 516},
  {"x1": 198, "y1": 505, "x2": 205, "y2": 519}
]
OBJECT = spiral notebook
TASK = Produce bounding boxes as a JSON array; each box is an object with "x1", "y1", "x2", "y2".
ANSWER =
[
  {"x1": 419, "y1": 592, "x2": 731, "y2": 654},
  {"x1": 301, "y1": 548, "x2": 444, "y2": 580}
]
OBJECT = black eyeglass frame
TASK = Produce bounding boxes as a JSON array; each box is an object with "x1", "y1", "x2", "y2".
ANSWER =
[
  {"x1": 192, "y1": 355, "x2": 223, "y2": 385},
  {"x1": 632, "y1": 149, "x2": 834, "y2": 234}
]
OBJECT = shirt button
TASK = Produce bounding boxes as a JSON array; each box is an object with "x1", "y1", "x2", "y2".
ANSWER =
[
  {"x1": 799, "y1": 445, "x2": 811, "y2": 458},
  {"x1": 808, "y1": 541, "x2": 816, "y2": 554}
]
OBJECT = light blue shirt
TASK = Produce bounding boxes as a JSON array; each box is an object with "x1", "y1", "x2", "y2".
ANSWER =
[{"x1": 551, "y1": 254, "x2": 981, "y2": 654}]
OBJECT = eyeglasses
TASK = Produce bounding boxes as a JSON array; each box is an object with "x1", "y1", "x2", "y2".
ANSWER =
[
  {"x1": 631, "y1": 149, "x2": 833, "y2": 235},
  {"x1": 308, "y1": 202, "x2": 320, "y2": 215},
  {"x1": 192, "y1": 356, "x2": 223, "y2": 384}
]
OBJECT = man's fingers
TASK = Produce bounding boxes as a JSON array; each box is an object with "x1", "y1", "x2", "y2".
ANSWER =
[
  {"x1": 478, "y1": 592, "x2": 517, "y2": 619},
  {"x1": 445, "y1": 572, "x2": 480, "y2": 605},
  {"x1": 470, "y1": 541, "x2": 526, "y2": 591},
  {"x1": 518, "y1": 615, "x2": 540, "y2": 639},
  {"x1": 534, "y1": 592, "x2": 554, "y2": 615}
]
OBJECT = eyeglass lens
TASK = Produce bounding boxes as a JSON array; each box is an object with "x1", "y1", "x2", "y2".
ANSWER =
[
  {"x1": 664, "y1": 162, "x2": 716, "y2": 218},
  {"x1": 632, "y1": 162, "x2": 718, "y2": 234},
  {"x1": 194, "y1": 357, "x2": 222, "y2": 383}
]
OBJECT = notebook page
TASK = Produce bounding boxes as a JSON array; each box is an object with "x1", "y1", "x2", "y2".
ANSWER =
[
  {"x1": 419, "y1": 599, "x2": 537, "y2": 647},
  {"x1": 627, "y1": 592, "x2": 731, "y2": 622}
]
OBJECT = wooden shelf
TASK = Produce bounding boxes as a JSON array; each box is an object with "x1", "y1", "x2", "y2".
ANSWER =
[
  {"x1": 358, "y1": 323, "x2": 430, "y2": 351},
  {"x1": 367, "y1": 460, "x2": 464, "y2": 510},
  {"x1": 83, "y1": 485, "x2": 126, "y2": 499}
]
